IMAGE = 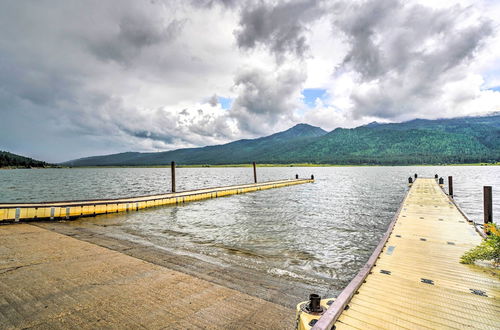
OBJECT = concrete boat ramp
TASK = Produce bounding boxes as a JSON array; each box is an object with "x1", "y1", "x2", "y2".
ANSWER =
[{"x1": 0, "y1": 224, "x2": 294, "y2": 329}]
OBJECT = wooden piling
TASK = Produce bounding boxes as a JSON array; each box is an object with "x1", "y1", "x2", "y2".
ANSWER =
[
  {"x1": 295, "y1": 174, "x2": 299, "y2": 179},
  {"x1": 171, "y1": 161, "x2": 176, "y2": 193},
  {"x1": 253, "y1": 162, "x2": 257, "y2": 183},
  {"x1": 448, "y1": 176, "x2": 453, "y2": 197},
  {"x1": 484, "y1": 186, "x2": 492, "y2": 230}
]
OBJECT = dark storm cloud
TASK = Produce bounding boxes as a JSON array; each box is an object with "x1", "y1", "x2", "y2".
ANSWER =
[
  {"x1": 230, "y1": 66, "x2": 305, "y2": 134},
  {"x1": 121, "y1": 128, "x2": 175, "y2": 144},
  {"x1": 0, "y1": 56, "x2": 79, "y2": 108},
  {"x1": 235, "y1": 0, "x2": 324, "y2": 61},
  {"x1": 190, "y1": 0, "x2": 239, "y2": 8},
  {"x1": 85, "y1": 15, "x2": 185, "y2": 65},
  {"x1": 334, "y1": 0, "x2": 401, "y2": 79},
  {"x1": 208, "y1": 94, "x2": 219, "y2": 107},
  {"x1": 332, "y1": 0, "x2": 494, "y2": 119},
  {"x1": 230, "y1": 0, "x2": 329, "y2": 134}
]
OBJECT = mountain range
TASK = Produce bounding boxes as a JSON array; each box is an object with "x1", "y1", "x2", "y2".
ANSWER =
[{"x1": 64, "y1": 115, "x2": 500, "y2": 166}]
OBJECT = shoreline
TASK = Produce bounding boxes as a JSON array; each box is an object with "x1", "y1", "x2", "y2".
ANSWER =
[
  {"x1": 0, "y1": 166, "x2": 60, "y2": 170},
  {"x1": 2, "y1": 162, "x2": 499, "y2": 169},
  {"x1": 33, "y1": 220, "x2": 323, "y2": 309}
]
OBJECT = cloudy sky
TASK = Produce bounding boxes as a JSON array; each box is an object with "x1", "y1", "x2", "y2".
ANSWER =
[{"x1": 1, "y1": 0, "x2": 499, "y2": 162}]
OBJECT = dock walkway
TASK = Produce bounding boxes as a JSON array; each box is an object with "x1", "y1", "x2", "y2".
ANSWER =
[
  {"x1": 0, "y1": 178, "x2": 312, "y2": 222},
  {"x1": 313, "y1": 178, "x2": 500, "y2": 329}
]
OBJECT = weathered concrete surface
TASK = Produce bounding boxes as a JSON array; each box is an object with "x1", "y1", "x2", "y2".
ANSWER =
[
  {"x1": 0, "y1": 224, "x2": 295, "y2": 329},
  {"x1": 34, "y1": 220, "x2": 321, "y2": 310}
]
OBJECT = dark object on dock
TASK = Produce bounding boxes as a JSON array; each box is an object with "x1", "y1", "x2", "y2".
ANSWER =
[
  {"x1": 253, "y1": 162, "x2": 257, "y2": 183},
  {"x1": 311, "y1": 174, "x2": 315, "y2": 180},
  {"x1": 171, "y1": 161, "x2": 176, "y2": 193},
  {"x1": 448, "y1": 176, "x2": 453, "y2": 197},
  {"x1": 307, "y1": 294, "x2": 322, "y2": 313},
  {"x1": 439, "y1": 177, "x2": 444, "y2": 185},
  {"x1": 435, "y1": 174, "x2": 438, "y2": 179},
  {"x1": 296, "y1": 174, "x2": 299, "y2": 179},
  {"x1": 484, "y1": 186, "x2": 492, "y2": 230},
  {"x1": 414, "y1": 173, "x2": 418, "y2": 178},
  {"x1": 408, "y1": 177, "x2": 413, "y2": 184}
]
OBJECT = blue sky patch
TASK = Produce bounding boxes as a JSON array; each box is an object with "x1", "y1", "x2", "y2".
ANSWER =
[
  {"x1": 487, "y1": 86, "x2": 500, "y2": 92},
  {"x1": 218, "y1": 97, "x2": 232, "y2": 110},
  {"x1": 302, "y1": 88, "x2": 327, "y2": 107}
]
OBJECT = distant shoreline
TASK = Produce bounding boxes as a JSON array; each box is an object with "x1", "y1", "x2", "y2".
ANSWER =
[
  {"x1": 0, "y1": 166, "x2": 61, "y2": 170},
  {"x1": 3, "y1": 162, "x2": 498, "y2": 169}
]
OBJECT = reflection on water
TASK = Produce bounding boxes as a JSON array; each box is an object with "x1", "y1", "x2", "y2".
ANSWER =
[{"x1": 0, "y1": 166, "x2": 498, "y2": 296}]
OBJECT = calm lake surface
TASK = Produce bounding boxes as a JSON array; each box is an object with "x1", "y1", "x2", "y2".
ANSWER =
[{"x1": 1, "y1": 166, "x2": 498, "y2": 296}]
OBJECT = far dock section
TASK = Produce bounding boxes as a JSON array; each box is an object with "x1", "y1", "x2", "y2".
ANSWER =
[
  {"x1": 0, "y1": 178, "x2": 313, "y2": 222},
  {"x1": 312, "y1": 178, "x2": 499, "y2": 329}
]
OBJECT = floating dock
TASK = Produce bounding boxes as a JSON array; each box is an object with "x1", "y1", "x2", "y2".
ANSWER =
[
  {"x1": 309, "y1": 178, "x2": 500, "y2": 329},
  {"x1": 0, "y1": 178, "x2": 313, "y2": 222}
]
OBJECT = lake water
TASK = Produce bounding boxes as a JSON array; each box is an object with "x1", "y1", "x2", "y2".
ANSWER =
[{"x1": 0, "y1": 166, "x2": 498, "y2": 297}]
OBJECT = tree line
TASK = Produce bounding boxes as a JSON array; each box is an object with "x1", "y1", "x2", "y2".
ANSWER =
[{"x1": 0, "y1": 151, "x2": 49, "y2": 168}]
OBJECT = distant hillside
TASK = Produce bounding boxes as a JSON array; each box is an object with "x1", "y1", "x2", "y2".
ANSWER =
[
  {"x1": 64, "y1": 115, "x2": 500, "y2": 166},
  {"x1": 64, "y1": 123, "x2": 327, "y2": 166},
  {"x1": 0, "y1": 151, "x2": 49, "y2": 168}
]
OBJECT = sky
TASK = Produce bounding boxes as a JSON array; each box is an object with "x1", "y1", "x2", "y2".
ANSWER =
[{"x1": 1, "y1": 0, "x2": 499, "y2": 163}]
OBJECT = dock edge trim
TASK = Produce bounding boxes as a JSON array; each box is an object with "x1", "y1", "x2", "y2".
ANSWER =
[{"x1": 0, "y1": 179, "x2": 311, "y2": 207}]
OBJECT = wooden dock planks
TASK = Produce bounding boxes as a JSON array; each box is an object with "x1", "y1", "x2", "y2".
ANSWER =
[
  {"x1": 314, "y1": 178, "x2": 500, "y2": 330},
  {"x1": 0, "y1": 178, "x2": 313, "y2": 222}
]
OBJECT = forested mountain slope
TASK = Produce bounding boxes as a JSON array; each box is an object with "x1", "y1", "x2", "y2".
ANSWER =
[{"x1": 64, "y1": 115, "x2": 500, "y2": 166}]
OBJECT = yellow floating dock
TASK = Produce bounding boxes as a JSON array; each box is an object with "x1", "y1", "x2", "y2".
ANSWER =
[
  {"x1": 0, "y1": 178, "x2": 313, "y2": 222},
  {"x1": 311, "y1": 178, "x2": 499, "y2": 330}
]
